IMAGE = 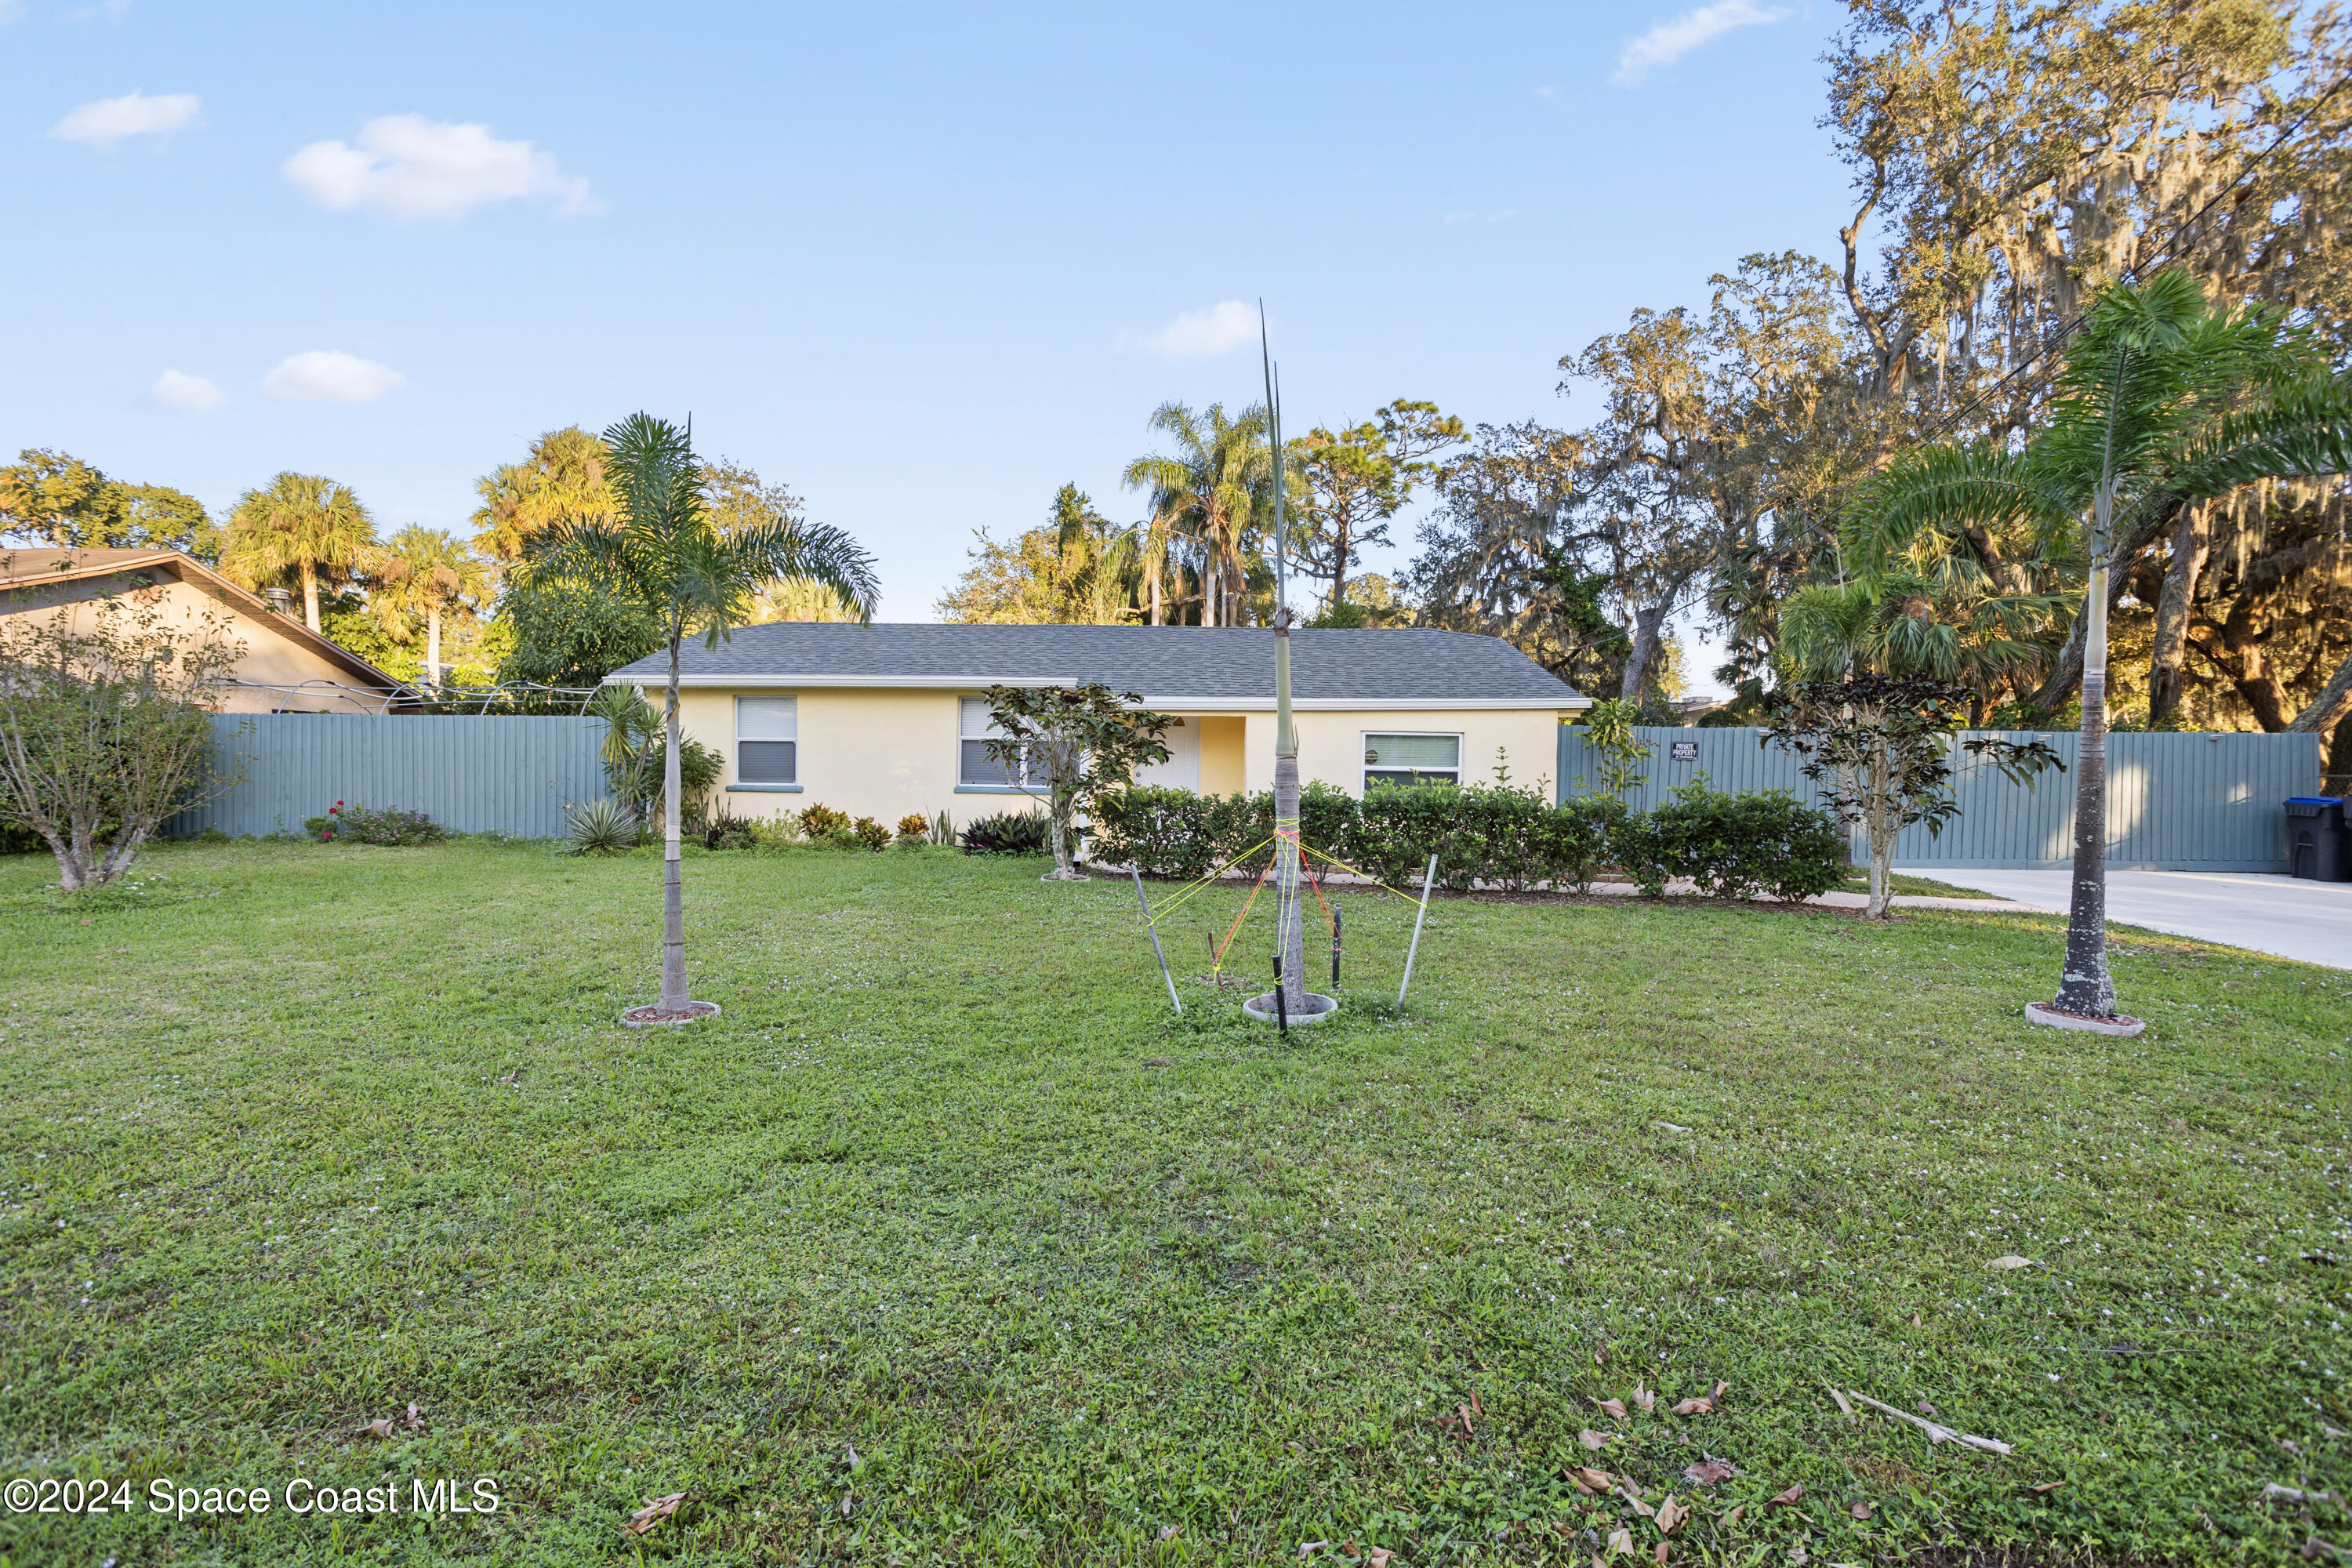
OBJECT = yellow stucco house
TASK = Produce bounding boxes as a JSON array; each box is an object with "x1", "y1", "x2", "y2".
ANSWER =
[
  {"x1": 0, "y1": 547, "x2": 409, "y2": 713},
  {"x1": 605, "y1": 623, "x2": 1590, "y2": 822}
]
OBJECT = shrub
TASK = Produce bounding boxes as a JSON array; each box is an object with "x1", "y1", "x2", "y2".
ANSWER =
[
  {"x1": 748, "y1": 815, "x2": 803, "y2": 851},
  {"x1": 703, "y1": 805, "x2": 757, "y2": 851},
  {"x1": 328, "y1": 804, "x2": 446, "y2": 846},
  {"x1": 1646, "y1": 781, "x2": 1845, "y2": 902},
  {"x1": 895, "y1": 812, "x2": 932, "y2": 845},
  {"x1": 851, "y1": 816, "x2": 891, "y2": 851},
  {"x1": 1094, "y1": 784, "x2": 1359, "y2": 881},
  {"x1": 1533, "y1": 794, "x2": 1626, "y2": 895},
  {"x1": 960, "y1": 809, "x2": 1053, "y2": 857},
  {"x1": 564, "y1": 797, "x2": 637, "y2": 855},
  {"x1": 303, "y1": 800, "x2": 349, "y2": 841},
  {"x1": 799, "y1": 803, "x2": 850, "y2": 839},
  {"x1": 1091, "y1": 786, "x2": 1219, "y2": 880}
]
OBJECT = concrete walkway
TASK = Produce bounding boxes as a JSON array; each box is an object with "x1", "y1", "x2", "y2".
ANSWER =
[{"x1": 1896, "y1": 866, "x2": 2352, "y2": 971}]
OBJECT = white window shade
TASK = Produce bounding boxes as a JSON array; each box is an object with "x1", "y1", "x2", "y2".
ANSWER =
[
  {"x1": 1363, "y1": 731, "x2": 1461, "y2": 788},
  {"x1": 737, "y1": 696, "x2": 797, "y2": 785},
  {"x1": 960, "y1": 696, "x2": 1021, "y2": 786}
]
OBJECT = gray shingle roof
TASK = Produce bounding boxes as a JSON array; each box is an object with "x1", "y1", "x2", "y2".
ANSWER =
[{"x1": 607, "y1": 624, "x2": 1584, "y2": 706}]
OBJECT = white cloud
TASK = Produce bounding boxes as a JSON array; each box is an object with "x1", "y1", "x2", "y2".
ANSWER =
[
  {"x1": 261, "y1": 351, "x2": 403, "y2": 404},
  {"x1": 1612, "y1": 1, "x2": 1790, "y2": 86},
  {"x1": 149, "y1": 369, "x2": 223, "y2": 412},
  {"x1": 49, "y1": 90, "x2": 201, "y2": 147},
  {"x1": 1127, "y1": 300, "x2": 1259, "y2": 359},
  {"x1": 281, "y1": 114, "x2": 598, "y2": 220}
]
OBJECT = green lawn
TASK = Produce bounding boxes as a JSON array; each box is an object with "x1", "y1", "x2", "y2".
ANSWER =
[{"x1": 2, "y1": 840, "x2": 2347, "y2": 1566}]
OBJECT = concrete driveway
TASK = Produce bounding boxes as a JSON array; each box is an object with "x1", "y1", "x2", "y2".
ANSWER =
[{"x1": 1900, "y1": 866, "x2": 2352, "y2": 971}]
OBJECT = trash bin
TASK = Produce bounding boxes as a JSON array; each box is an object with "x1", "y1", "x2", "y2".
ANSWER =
[{"x1": 2287, "y1": 797, "x2": 2350, "y2": 882}]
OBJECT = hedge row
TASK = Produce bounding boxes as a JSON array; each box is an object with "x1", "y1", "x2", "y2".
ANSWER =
[{"x1": 1089, "y1": 782, "x2": 1846, "y2": 902}]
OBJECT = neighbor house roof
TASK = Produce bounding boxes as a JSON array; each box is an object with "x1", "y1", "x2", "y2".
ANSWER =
[
  {"x1": 0, "y1": 545, "x2": 411, "y2": 693},
  {"x1": 606, "y1": 623, "x2": 1588, "y2": 710}
]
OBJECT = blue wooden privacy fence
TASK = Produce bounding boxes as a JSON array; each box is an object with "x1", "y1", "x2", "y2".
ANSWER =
[
  {"x1": 169, "y1": 715, "x2": 608, "y2": 840},
  {"x1": 1556, "y1": 724, "x2": 2324, "y2": 873}
]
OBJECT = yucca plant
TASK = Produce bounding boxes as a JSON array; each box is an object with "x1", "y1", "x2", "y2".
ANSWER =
[{"x1": 564, "y1": 797, "x2": 637, "y2": 856}]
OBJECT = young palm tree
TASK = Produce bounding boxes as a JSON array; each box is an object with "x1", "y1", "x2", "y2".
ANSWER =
[
  {"x1": 222, "y1": 473, "x2": 378, "y2": 633},
  {"x1": 376, "y1": 527, "x2": 490, "y2": 687},
  {"x1": 1851, "y1": 270, "x2": 2352, "y2": 1025},
  {"x1": 1122, "y1": 401, "x2": 1272, "y2": 628},
  {"x1": 524, "y1": 413, "x2": 879, "y2": 1022}
]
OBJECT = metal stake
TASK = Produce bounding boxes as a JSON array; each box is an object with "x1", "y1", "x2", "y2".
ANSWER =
[
  {"x1": 1131, "y1": 869, "x2": 1181, "y2": 1014},
  {"x1": 1396, "y1": 853, "x2": 1439, "y2": 1010},
  {"x1": 1274, "y1": 956, "x2": 1288, "y2": 1034},
  {"x1": 1331, "y1": 903, "x2": 1342, "y2": 990}
]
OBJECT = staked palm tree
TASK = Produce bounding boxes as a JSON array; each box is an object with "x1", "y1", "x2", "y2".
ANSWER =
[
  {"x1": 522, "y1": 413, "x2": 879, "y2": 1022},
  {"x1": 1122, "y1": 401, "x2": 1272, "y2": 628},
  {"x1": 222, "y1": 473, "x2": 378, "y2": 633},
  {"x1": 376, "y1": 527, "x2": 491, "y2": 688},
  {"x1": 1851, "y1": 270, "x2": 2352, "y2": 1026}
]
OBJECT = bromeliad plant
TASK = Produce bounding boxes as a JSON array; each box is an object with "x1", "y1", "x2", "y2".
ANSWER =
[{"x1": 522, "y1": 413, "x2": 877, "y2": 1022}]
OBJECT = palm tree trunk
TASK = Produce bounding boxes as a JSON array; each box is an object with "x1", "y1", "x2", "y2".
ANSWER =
[
  {"x1": 2147, "y1": 500, "x2": 2209, "y2": 725},
  {"x1": 301, "y1": 560, "x2": 321, "y2": 633},
  {"x1": 1149, "y1": 561, "x2": 1161, "y2": 626},
  {"x1": 659, "y1": 630, "x2": 689, "y2": 1014},
  {"x1": 426, "y1": 604, "x2": 442, "y2": 689},
  {"x1": 2054, "y1": 483, "x2": 2118, "y2": 1018}
]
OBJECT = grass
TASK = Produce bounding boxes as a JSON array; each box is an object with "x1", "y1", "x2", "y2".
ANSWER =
[
  {"x1": 1839, "y1": 871, "x2": 2004, "y2": 901},
  {"x1": 2, "y1": 839, "x2": 2347, "y2": 1566}
]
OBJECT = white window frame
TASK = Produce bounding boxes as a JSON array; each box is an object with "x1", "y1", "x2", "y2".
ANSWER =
[
  {"x1": 1360, "y1": 729, "x2": 1463, "y2": 790},
  {"x1": 959, "y1": 696, "x2": 1036, "y2": 792},
  {"x1": 734, "y1": 695, "x2": 800, "y2": 789}
]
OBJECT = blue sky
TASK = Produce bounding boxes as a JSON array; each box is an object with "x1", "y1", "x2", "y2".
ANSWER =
[{"x1": 5, "y1": 0, "x2": 1853, "y2": 681}]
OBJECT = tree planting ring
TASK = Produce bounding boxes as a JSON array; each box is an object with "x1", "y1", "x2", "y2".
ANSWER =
[
  {"x1": 620, "y1": 1000, "x2": 721, "y2": 1028},
  {"x1": 1242, "y1": 993, "x2": 1340, "y2": 1026},
  {"x1": 2024, "y1": 1001, "x2": 2144, "y2": 1038}
]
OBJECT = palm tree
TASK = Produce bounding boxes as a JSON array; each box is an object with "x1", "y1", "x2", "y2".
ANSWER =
[
  {"x1": 221, "y1": 473, "x2": 379, "y2": 633},
  {"x1": 1851, "y1": 270, "x2": 2352, "y2": 1025},
  {"x1": 376, "y1": 527, "x2": 490, "y2": 687},
  {"x1": 524, "y1": 413, "x2": 879, "y2": 1022},
  {"x1": 1123, "y1": 401, "x2": 1272, "y2": 628},
  {"x1": 470, "y1": 426, "x2": 615, "y2": 564}
]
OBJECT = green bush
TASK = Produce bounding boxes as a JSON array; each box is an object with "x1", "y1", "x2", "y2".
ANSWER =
[
  {"x1": 1646, "y1": 781, "x2": 1846, "y2": 902},
  {"x1": 318, "y1": 804, "x2": 446, "y2": 846},
  {"x1": 851, "y1": 816, "x2": 891, "y2": 852},
  {"x1": 1532, "y1": 794, "x2": 1627, "y2": 895},
  {"x1": 702, "y1": 805, "x2": 757, "y2": 851},
  {"x1": 960, "y1": 809, "x2": 1053, "y2": 857},
  {"x1": 1093, "y1": 785, "x2": 1357, "y2": 881},
  {"x1": 1095, "y1": 778, "x2": 1843, "y2": 902}
]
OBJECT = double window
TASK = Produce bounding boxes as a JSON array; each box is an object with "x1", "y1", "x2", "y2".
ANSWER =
[
  {"x1": 1362, "y1": 731, "x2": 1461, "y2": 789},
  {"x1": 959, "y1": 697, "x2": 1033, "y2": 789},
  {"x1": 735, "y1": 696, "x2": 798, "y2": 786}
]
